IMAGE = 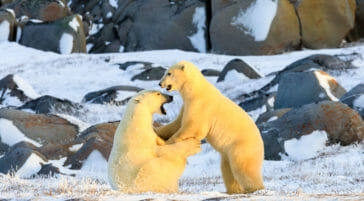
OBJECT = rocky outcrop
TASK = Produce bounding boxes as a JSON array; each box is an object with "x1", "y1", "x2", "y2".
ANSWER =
[
  {"x1": 260, "y1": 101, "x2": 364, "y2": 160},
  {"x1": 210, "y1": 0, "x2": 300, "y2": 55},
  {"x1": 19, "y1": 15, "x2": 86, "y2": 54},
  {"x1": 297, "y1": 0, "x2": 356, "y2": 49},
  {"x1": 217, "y1": 59, "x2": 262, "y2": 82},
  {"x1": 274, "y1": 70, "x2": 346, "y2": 109}
]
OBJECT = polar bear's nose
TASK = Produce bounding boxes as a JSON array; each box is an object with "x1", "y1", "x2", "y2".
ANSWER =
[{"x1": 158, "y1": 82, "x2": 162, "y2": 87}]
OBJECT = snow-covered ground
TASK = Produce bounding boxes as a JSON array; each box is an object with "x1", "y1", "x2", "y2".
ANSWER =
[{"x1": 0, "y1": 41, "x2": 363, "y2": 200}]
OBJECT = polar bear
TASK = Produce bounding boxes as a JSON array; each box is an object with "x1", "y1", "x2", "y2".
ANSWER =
[
  {"x1": 107, "y1": 90, "x2": 201, "y2": 193},
  {"x1": 156, "y1": 61, "x2": 264, "y2": 194}
]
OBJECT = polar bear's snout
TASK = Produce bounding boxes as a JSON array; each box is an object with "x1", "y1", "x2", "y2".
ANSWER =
[{"x1": 160, "y1": 93, "x2": 173, "y2": 115}]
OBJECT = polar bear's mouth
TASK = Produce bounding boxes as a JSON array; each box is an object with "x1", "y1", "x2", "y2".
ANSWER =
[
  {"x1": 160, "y1": 104, "x2": 167, "y2": 115},
  {"x1": 166, "y1": 85, "x2": 172, "y2": 91}
]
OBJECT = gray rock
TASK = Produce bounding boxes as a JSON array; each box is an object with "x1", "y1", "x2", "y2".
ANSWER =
[
  {"x1": 340, "y1": 83, "x2": 364, "y2": 119},
  {"x1": 0, "y1": 136, "x2": 10, "y2": 155},
  {"x1": 239, "y1": 92, "x2": 275, "y2": 112},
  {"x1": 0, "y1": 108, "x2": 79, "y2": 145},
  {"x1": 274, "y1": 70, "x2": 346, "y2": 109},
  {"x1": 117, "y1": 61, "x2": 153, "y2": 70},
  {"x1": 131, "y1": 67, "x2": 166, "y2": 81},
  {"x1": 82, "y1": 85, "x2": 143, "y2": 105},
  {"x1": 19, "y1": 15, "x2": 86, "y2": 54},
  {"x1": 0, "y1": 74, "x2": 35, "y2": 106},
  {"x1": 0, "y1": 142, "x2": 46, "y2": 175},
  {"x1": 19, "y1": 95, "x2": 82, "y2": 116},
  {"x1": 201, "y1": 69, "x2": 220, "y2": 77},
  {"x1": 259, "y1": 101, "x2": 364, "y2": 160},
  {"x1": 64, "y1": 121, "x2": 119, "y2": 169},
  {"x1": 217, "y1": 59, "x2": 262, "y2": 82},
  {"x1": 255, "y1": 108, "x2": 291, "y2": 125},
  {"x1": 35, "y1": 163, "x2": 61, "y2": 177}
]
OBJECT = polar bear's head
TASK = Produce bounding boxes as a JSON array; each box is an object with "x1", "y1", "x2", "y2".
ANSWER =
[
  {"x1": 159, "y1": 61, "x2": 201, "y2": 92},
  {"x1": 132, "y1": 90, "x2": 173, "y2": 115}
]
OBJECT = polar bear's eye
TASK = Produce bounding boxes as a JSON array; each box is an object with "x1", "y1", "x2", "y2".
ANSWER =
[
  {"x1": 167, "y1": 72, "x2": 171, "y2": 76},
  {"x1": 157, "y1": 92, "x2": 161, "y2": 96}
]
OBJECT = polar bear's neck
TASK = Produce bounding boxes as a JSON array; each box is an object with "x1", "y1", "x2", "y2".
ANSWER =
[{"x1": 180, "y1": 73, "x2": 219, "y2": 102}]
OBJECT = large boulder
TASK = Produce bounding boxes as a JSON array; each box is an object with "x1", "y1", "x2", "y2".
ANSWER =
[
  {"x1": 5, "y1": 0, "x2": 69, "y2": 22},
  {"x1": 340, "y1": 83, "x2": 364, "y2": 119},
  {"x1": 0, "y1": 142, "x2": 47, "y2": 177},
  {"x1": 0, "y1": 74, "x2": 39, "y2": 106},
  {"x1": 274, "y1": 70, "x2": 346, "y2": 109},
  {"x1": 0, "y1": 108, "x2": 79, "y2": 145},
  {"x1": 348, "y1": 0, "x2": 364, "y2": 40},
  {"x1": 259, "y1": 101, "x2": 364, "y2": 160},
  {"x1": 19, "y1": 14, "x2": 86, "y2": 54},
  {"x1": 297, "y1": 0, "x2": 356, "y2": 49},
  {"x1": 19, "y1": 95, "x2": 82, "y2": 116},
  {"x1": 82, "y1": 85, "x2": 143, "y2": 105},
  {"x1": 64, "y1": 121, "x2": 119, "y2": 169},
  {"x1": 84, "y1": 0, "x2": 207, "y2": 53},
  {"x1": 131, "y1": 67, "x2": 166, "y2": 81},
  {"x1": 0, "y1": 8, "x2": 16, "y2": 41},
  {"x1": 210, "y1": 0, "x2": 300, "y2": 55},
  {"x1": 217, "y1": 59, "x2": 262, "y2": 82}
]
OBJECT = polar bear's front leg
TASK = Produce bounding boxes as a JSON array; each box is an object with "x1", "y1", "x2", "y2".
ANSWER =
[
  {"x1": 157, "y1": 138, "x2": 201, "y2": 158},
  {"x1": 154, "y1": 106, "x2": 184, "y2": 140},
  {"x1": 166, "y1": 119, "x2": 208, "y2": 144}
]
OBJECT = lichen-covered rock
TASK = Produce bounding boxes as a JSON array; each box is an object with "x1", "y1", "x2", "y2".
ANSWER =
[
  {"x1": 260, "y1": 101, "x2": 364, "y2": 160},
  {"x1": 274, "y1": 70, "x2": 346, "y2": 109},
  {"x1": 297, "y1": 0, "x2": 356, "y2": 49},
  {"x1": 6, "y1": 0, "x2": 69, "y2": 22},
  {"x1": 19, "y1": 15, "x2": 86, "y2": 54},
  {"x1": 210, "y1": 0, "x2": 300, "y2": 55}
]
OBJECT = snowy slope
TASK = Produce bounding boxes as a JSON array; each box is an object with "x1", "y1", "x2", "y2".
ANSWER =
[{"x1": 0, "y1": 41, "x2": 363, "y2": 200}]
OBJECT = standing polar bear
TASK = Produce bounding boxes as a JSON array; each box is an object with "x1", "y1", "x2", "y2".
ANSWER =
[
  {"x1": 156, "y1": 61, "x2": 264, "y2": 194},
  {"x1": 108, "y1": 90, "x2": 201, "y2": 193}
]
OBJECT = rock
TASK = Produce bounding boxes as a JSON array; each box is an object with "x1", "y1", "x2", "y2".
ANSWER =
[
  {"x1": 117, "y1": 61, "x2": 153, "y2": 70},
  {"x1": 340, "y1": 83, "x2": 364, "y2": 119},
  {"x1": 297, "y1": 0, "x2": 356, "y2": 49},
  {"x1": 259, "y1": 101, "x2": 364, "y2": 160},
  {"x1": 19, "y1": 95, "x2": 82, "y2": 116},
  {"x1": 0, "y1": 8, "x2": 16, "y2": 41},
  {"x1": 274, "y1": 70, "x2": 346, "y2": 109},
  {"x1": 0, "y1": 137, "x2": 10, "y2": 154},
  {"x1": 217, "y1": 59, "x2": 262, "y2": 82},
  {"x1": 131, "y1": 67, "x2": 166, "y2": 81},
  {"x1": 5, "y1": 0, "x2": 69, "y2": 22},
  {"x1": 0, "y1": 74, "x2": 39, "y2": 106},
  {"x1": 255, "y1": 108, "x2": 291, "y2": 125},
  {"x1": 64, "y1": 121, "x2": 119, "y2": 169},
  {"x1": 19, "y1": 14, "x2": 86, "y2": 54},
  {"x1": 36, "y1": 142, "x2": 74, "y2": 160},
  {"x1": 87, "y1": 23, "x2": 119, "y2": 53},
  {"x1": 239, "y1": 92, "x2": 275, "y2": 112},
  {"x1": 35, "y1": 163, "x2": 61, "y2": 177},
  {"x1": 0, "y1": 108, "x2": 79, "y2": 145},
  {"x1": 201, "y1": 69, "x2": 220, "y2": 77},
  {"x1": 82, "y1": 85, "x2": 143, "y2": 105},
  {"x1": 210, "y1": 0, "x2": 300, "y2": 55},
  {"x1": 0, "y1": 142, "x2": 47, "y2": 175},
  {"x1": 348, "y1": 0, "x2": 364, "y2": 40},
  {"x1": 0, "y1": 0, "x2": 16, "y2": 7}
]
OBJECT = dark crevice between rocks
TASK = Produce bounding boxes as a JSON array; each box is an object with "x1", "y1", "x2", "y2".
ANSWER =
[
  {"x1": 205, "y1": 0, "x2": 212, "y2": 52},
  {"x1": 291, "y1": 0, "x2": 303, "y2": 49}
]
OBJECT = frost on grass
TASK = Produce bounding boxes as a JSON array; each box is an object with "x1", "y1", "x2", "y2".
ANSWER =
[
  {"x1": 282, "y1": 130, "x2": 328, "y2": 161},
  {"x1": 0, "y1": 20, "x2": 10, "y2": 41},
  {"x1": 0, "y1": 118, "x2": 42, "y2": 147},
  {"x1": 188, "y1": 7, "x2": 207, "y2": 53},
  {"x1": 59, "y1": 33, "x2": 74, "y2": 54},
  {"x1": 231, "y1": 0, "x2": 278, "y2": 41}
]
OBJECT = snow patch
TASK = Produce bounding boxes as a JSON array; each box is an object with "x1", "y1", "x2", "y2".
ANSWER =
[
  {"x1": 1, "y1": 89, "x2": 23, "y2": 106},
  {"x1": 109, "y1": 0, "x2": 118, "y2": 8},
  {"x1": 267, "y1": 116, "x2": 278, "y2": 122},
  {"x1": 55, "y1": 114, "x2": 90, "y2": 132},
  {"x1": 353, "y1": 95, "x2": 364, "y2": 108},
  {"x1": 15, "y1": 153, "x2": 45, "y2": 178},
  {"x1": 86, "y1": 43, "x2": 94, "y2": 52},
  {"x1": 284, "y1": 130, "x2": 328, "y2": 161},
  {"x1": 106, "y1": 12, "x2": 113, "y2": 19},
  {"x1": 59, "y1": 33, "x2": 74, "y2": 54},
  {"x1": 119, "y1": 45, "x2": 124, "y2": 53},
  {"x1": 69, "y1": 143, "x2": 83, "y2": 152},
  {"x1": 16, "y1": 27, "x2": 22, "y2": 42},
  {"x1": 314, "y1": 71, "x2": 339, "y2": 101},
  {"x1": 13, "y1": 75, "x2": 39, "y2": 99},
  {"x1": 80, "y1": 150, "x2": 108, "y2": 181},
  {"x1": 0, "y1": 21, "x2": 10, "y2": 41},
  {"x1": 57, "y1": 0, "x2": 65, "y2": 7},
  {"x1": 69, "y1": 17, "x2": 80, "y2": 32},
  {"x1": 6, "y1": 9, "x2": 15, "y2": 17},
  {"x1": 224, "y1": 69, "x2": 249, "y2": 81},
  {"x1": 231, "y1": 0, "x2": 278, "y2": 41},
  {"x1": 0, "y1": 118, "x2": 42, "y2": 147},
  {"x1": 188, "y1": 7, "x2": 206, "y2": 53},
  {"x1": 89, "y1": 23, "x2": 104, "y2": 35}
]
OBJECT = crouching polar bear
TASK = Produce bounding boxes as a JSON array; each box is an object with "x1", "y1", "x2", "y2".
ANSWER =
[
  {"x1": 156, "y1": 61, "x2": 264, "y2": 194},
  {"x1": 107, "y1": 90, "x2": 201, "y2": 193}
]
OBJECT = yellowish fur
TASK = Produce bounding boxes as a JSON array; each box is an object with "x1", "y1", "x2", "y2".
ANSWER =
[
  {"x1": 156, "y1": 61, "x2": 265, "y2": 194},
  {"x1": 107, "y1": 90, "x2": 201, "y2": 193}
]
